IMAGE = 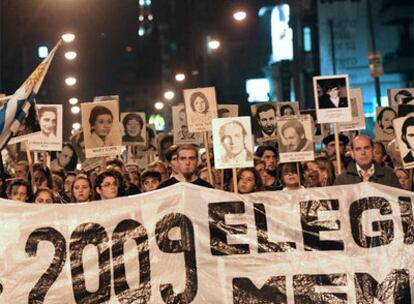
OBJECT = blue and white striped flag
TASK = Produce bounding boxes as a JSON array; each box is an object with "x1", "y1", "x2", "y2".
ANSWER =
[{"x1": 0, "y1": 40, "x2": 61, "y2": 150}]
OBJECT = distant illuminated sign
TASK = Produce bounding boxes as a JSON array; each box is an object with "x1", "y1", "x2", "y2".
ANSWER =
[
  {"x1": 149, "y1": 114, "x2": 165, "y2": 131},
  {"x1": 271, "y1": 4, "x2": 293, "y2": 62},
  {"x1": 246, "y1": 78, "x2": 271, "y2": 102},
  {"x1": 38, "y1": 46, "x2": 49, "y2": 59}
]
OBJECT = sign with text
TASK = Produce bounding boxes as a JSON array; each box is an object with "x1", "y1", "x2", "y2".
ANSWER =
[{"x1": 0, "y1": 183, "x2": 412, "y2": 303}]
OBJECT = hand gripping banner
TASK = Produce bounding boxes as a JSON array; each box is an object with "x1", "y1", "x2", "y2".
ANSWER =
[{"x1": 0, "y1": 183, "x2": 412, "y2": 303}]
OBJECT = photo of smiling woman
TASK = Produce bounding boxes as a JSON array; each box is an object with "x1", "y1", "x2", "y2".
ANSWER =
[
  {"x1": 121, "y1": 112, "x2": 146, "y2": 145},
  {"x1": 82, "y1": 100, "x2": 122, "y2": 158}
]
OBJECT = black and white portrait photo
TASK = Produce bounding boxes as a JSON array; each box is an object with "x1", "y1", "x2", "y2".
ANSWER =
[
  {"x1": 251, "y1": 102, "x2": 278, "y2": 143},
  {"x1": 212, "y1": 117, "x2": 254, "y2": 169},
  {"x1": 81, "y1": 100, "x2": 122, "y2": 158},
  {"x1": 29, "y1": 104, "x2": 62, "y2": 151},
  {"x1": 388, "y1": 88, "x2": 414, "y2": 106},
  {"x1": 121, "y1": 112, "x2": 146, "y2": 146},
  {"x1": 394, "y1": 116, "x2": 414, "y2": 169},
  {"x1": 338, "y1": 88, "x2": 366, "y2": 132},
  {"x1": 375, "y1": 106, "x2": 397, "y2": 142},
  {"x1": 299, "y1": 109, "x2": 328, "y2": 142},
  {"x1": 183, "y1": 86, "x2": 218, "y2": 132},
  {"x1": 277, "y1": 115, "x2": 314, "y2": 163},
  {"x1": 314, "y1": 75, "x2": 352, "y2": 124},
  {"x1": 172, "y1": 104, "x2": 201, "y2": 145},
  {"x1": 218, "y1": 104, "x2": 239, "y2": 118},
  {"x1": 277, "y1": 101, "x2": 299, "y2": 117}
]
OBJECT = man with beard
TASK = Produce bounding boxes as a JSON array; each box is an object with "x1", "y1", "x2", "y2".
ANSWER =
[
  {"x1": 256, "y1": 103, "x2": 277, "y2": 140},
  {"x1": 158, "y1": 144, "x2": 213, "y2": 189},
  {"x1": 375, "y1": 107, "x2": 396, "y2": 141},
  {"x1": 279, "y1": 119, "x2": 312, "y2": 153}
]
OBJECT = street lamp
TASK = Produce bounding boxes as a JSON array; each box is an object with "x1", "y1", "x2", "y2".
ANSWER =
[
  {"x1": 175, "y1": 73, "x2": 186, "y2": 82},
  {"x1": 69, "y1": 97, "x2": 78, "y2": 105},
  {"x1": 208, "y1": 39, "x2": 220, "y2": 50},
  {"x1": 233, "y1": 11, "x2": 247, "y2": 21},
  {"x1": 62, "y1": 33, "x2": 75, "y2": 43},
  {"x1": 72, "y1": 122, "x2": 81, "y2": 130},
  {"x1": 164, "y1": 90, "x2": 175, "y2": 100},
  {"x1": 65, "y1": 77, "x2": 77, "y2": 86},
  {"x1": 65, "y1": 51, "x2": 77, "y2": 60},
  {"x1": 71, "y1": 105, "x2": 80, "y2": 114},
  {"x1": 155, "y1": 101, "x2": 164, "y2": 110}
]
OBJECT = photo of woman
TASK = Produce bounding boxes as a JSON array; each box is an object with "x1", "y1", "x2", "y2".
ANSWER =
[
  {"x1": 121, "y1": 112, "x2": 146, "y2": 145},
  {"x1": 38, "y1": 106, "x2": 57, "y2": 139},
  {"x1": 81, "y1": 100, "x2": 122, "y2": 158}
]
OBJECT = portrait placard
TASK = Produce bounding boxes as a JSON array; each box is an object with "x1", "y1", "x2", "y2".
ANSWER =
[
  {"x1": 183, "y1": 87, "x2": 218, "y2": 132},
  {"x1": 93, "y1": 95, "x2": 120, "y2": 102},
  {"x1": 81, "y1": 100, "x2": 122, "y2": 158},
  {"x1": 374, "y1": 106, "x2": 397, "y2": 142},
  {"x1": 8, "y1": 101, "x2": 40, "y2": 145},
  {"x1": 276, "y1": 101, "x2": 299, "y2": 117},
  {"x1": 212, "y1": 117, "x2": 254, "y2": 169},
  {"x1": 277, "y1": 115, "x2": 315, "y2": 163},
  {"x1": 388, "y1": 88, "x2": 414, "y2": 106},
  {"x1": 397, "y1": 104, "x2": 414, "y2": 118},
  {"x1": 145, "y1": 124, "x2": 158, "y2": 154},
  {"x1": 157, "y1": 132, "x2": 174, "y2": 161},
  {"x1": 393, "y1": 116, "x2": 414, "y2": 169},
  {"x1": 314, "y1": 75, "x2": 352, "y2": 123},
  {"x1": 217, "y1": 104, "x2": 239, "y2": 118},
  {"x1": 120, "y1": 112, "x2": 146, "y2": 146},
  {"x1": 126, "y1": 145, "x2": 149, "y2": 170},
  {"x1": 28, "y1": 104, "x2": 62, "y2": 151},
  {"x1": 299, "y1": 109, "x2": 329, "y2": 142},
  {"x1": 70, "y1": 129, "x2": 86, "y2": 162},
  {"x1": 250, "y1": 102, "x2": 278, "y2": 143},
  {"x1": 172, "y1": 104, "x2": 202, "y2": 145},
  {"x1": 338, "y1": 88, "x2": 366, "y2": 131}
]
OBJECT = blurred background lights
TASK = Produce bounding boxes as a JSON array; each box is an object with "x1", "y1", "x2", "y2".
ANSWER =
[
  {"x1": 72, "y1": 122, "x2": 81, "y2": 130},
  {"x1": 233, "y1": 11, "x2": 247, "y2": 21},
  {"x1": 69, "y1": 97, "x2": 78, "y2": 105},
  {"x1": 64, "y1": 51, "x2": 77, "y2": 60},
  {"x1": 62, "y1": 33, "x2": 75, "y2": 42},
  {"x1": 154, "y1": 101, "x2": 164, "y2": 110},
  {"x1": 65, "y1": 77, "x2": 77, "y2": 86},
  {"x1": 71, "y1": 105, "x2": 80, "y2": 114},
  {"x1": 38, "y1": 46, "x2": 49, "y2": 59},
  {"x1": 175, "y1": 73, "x2": 185, "y2": 82},
  {"x1": 164, "y1": 90, "x2": 175, "y2": 100}
]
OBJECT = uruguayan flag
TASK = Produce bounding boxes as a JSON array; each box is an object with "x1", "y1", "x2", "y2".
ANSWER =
[{"x1": 0, "y1": 40, "x2": 61, "y2": 150}]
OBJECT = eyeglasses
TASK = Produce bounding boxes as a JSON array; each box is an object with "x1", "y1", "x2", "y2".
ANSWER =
[{"x1": 101, "y1": 182, "x2": 118, "y2": 188}]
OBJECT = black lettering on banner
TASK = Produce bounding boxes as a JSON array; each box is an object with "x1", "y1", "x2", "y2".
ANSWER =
[
  {"x1": 69, "y1": 223, "x2": 111, "y2": 303},
  {"x1": 349, "y1": 197, "x2": 394, "y2": 248},
  {"x1": 112, "y1": 219, "x2": 151, "y2": 303},
  {"x1": 208, "y1": 201, "x2": 249, "y2": 255},
  {"x1": 253, "y1": 203, "x2": 296, "y2": 253},
  {"x1": 398, "y1": 196, "x2": 414, "y2": 244},
  {"x1": 300, "y1": 200, "x2": 344, "y2": 251},
  {"x1": 354, "y1": 269, "x2": 411, "y2": 303},
  {"x1": 155, "y1": 213, "x2": 197, "y2": 303},
  {"x1": 25, "y1": 227, "x2": 66, "y2": 303},
  {"x1": 293, "y1": 273, "x2": 347, "y2": 303},
  {"x1": 232, "y1": 276, "x2": 286, "y2": 303}
]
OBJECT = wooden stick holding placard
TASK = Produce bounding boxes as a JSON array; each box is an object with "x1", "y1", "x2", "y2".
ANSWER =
[
  {"x1": 296, "y1": 162, "x2": 301, "y2": 187},
  {"x1": 410, "y1": 168, "x2": 413, "y2": 191},
  {"x1": 220, "y1": 169, "x2": 224, "y2": 190},
  {"x1": 203, "y1": 132, "x2": 214, "y2": 186},
  {"x1": 25, "y1": 141, "x2": 36, "y2": 194},
  {"x1": 232, "y1": 167, "x2": 238, "y2": 193},
  {"x1": 333, "y1": 123, "x2": 342, "y2": 175}
]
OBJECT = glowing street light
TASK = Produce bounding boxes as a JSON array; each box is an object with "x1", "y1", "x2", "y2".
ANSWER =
[
  {"x1": 155, "y1": 101, "x2": 164, "y2": 110},
  {"x1": 65, "y1": 77, "x2": 77, "y2": 86},
  {"x1": 69, "y1": 97, "x2": 78, "y2": 105},
  {"x1": 62, "y1": 33, "x2": 75, "y2": 43},
  {"x1": 72, "y1": 122, "x2": 81, "y2": 130},
  {"x1": 175, "y1": 73, "x2": 186, "y2": 82},
  {"x1": 208, "y1": 39, "x2": 221, "y2": 50},
  {"x1": 71, "y1": 106, "x2": 80, "y2": 114},
  {"x1": 233, "y1": 11, "x2": 247, "y2": 21},
  {"x1": 164, "y1": 90, "x2": 175, "y2": 100},
  {"x1": 65, "y1": 51, "x2": 77, "y2": 60}
]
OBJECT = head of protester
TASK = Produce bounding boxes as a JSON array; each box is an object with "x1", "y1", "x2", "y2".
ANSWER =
[
  {"x1": 88, "y1": 105, "x2": 114, "y2": 146},
  {"x1": 141, "y1": 170, "x2": 161, "y2": 192},
  {"x1": 71, "y1": 174, "x2": 93, "y2": 203},
  {"x1": 94, "y1": 170, "x2": 121, "y2": 200},
  {"x1": 280, "y1": 163, "x2": 302, "y2": 191},
  {"x1": 394, "y1": 168, "x2": 411, "y2": 191},
  {"x1": 6, "y1": 179, "x2": 32, "y2": 202},
  {"x1": 237, "y1": 167, "x2": 262, "y2": 194},
  {"x1": 334, "y1": 134, "x2": 401, "y2": 188},
  {"x1": 34, "y1": 187, "x2": 55, "y2": 204},
  {"x1": 157, "y1": 144, "x2": 213, "y2": 189},
  {"x1": 303, "y1": 157, "x2": 335, "y2": 187}
]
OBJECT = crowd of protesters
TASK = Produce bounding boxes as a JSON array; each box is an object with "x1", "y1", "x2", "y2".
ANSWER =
[{"x1": 0, "y1": 131, "x2": 410, "y2": 204}]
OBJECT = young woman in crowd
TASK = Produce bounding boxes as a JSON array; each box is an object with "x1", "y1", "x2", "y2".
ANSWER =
[
  {"x1": 6, "y1": 179, "x2": 32, "y2": 202},
  {"x1": 280, "y1": 163, "x2": 303, "y2": 191},
  {"x1": 94, "y1": 171, "x2": 121, "y2": 200},
  {"x1": 71, "y1": 174, "x2": 94, "y2": 203},
  {"x1": 237, "y1": 168, "x2": 262, "y2": 194},
  {"x1": 394, "y1": 168, "x2": 411, "y2": 191},
  {"x1": 34, "y1": 187, "x2": 55, "y2": 204}
]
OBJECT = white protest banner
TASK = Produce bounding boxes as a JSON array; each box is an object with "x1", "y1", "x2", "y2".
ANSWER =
[{"x1": 0, "y1": 183, "x2": 412, "y2": 303}]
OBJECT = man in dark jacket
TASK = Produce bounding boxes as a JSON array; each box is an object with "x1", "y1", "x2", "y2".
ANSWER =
[{"x1": 334, "y1": 135, "x2": 401, "y2": 188}]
